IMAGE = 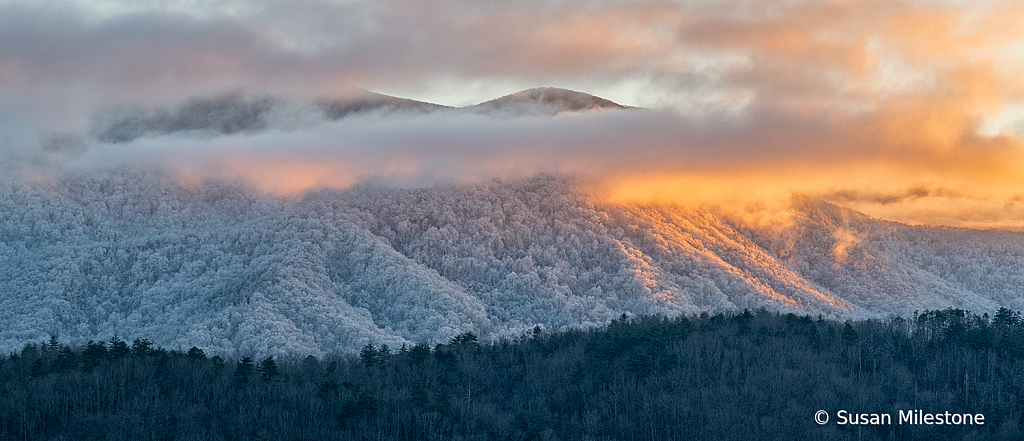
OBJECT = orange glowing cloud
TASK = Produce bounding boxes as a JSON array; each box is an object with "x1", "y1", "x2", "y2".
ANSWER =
[{"x1": 5, "y1": 0, "x2": 1024, "y2": 231}]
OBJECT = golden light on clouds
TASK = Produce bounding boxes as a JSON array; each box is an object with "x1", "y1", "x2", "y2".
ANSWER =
[{"x1": 3, "y1": 0, "x2": 1024, "y2": 230}]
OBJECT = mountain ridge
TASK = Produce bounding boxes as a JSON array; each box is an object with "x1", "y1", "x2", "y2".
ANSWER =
[
  {"x1": 92, "y1": 87, "x2": 632, "y2": 143},
  {"x1": 2, "y1": 172, "x2": 1022, "y2": 356},
  {"x1": 468, "y1": 87, "x2": 630, "y2": 116}
]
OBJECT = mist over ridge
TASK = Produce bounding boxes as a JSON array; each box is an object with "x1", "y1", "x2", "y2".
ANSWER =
[
  {"x1": 8, "y1": 83, "x2": 1016, "y2": 232},
  {"x1": 6, "y1": 0, "x2": 1024, "y2": 231},
  {"x1": 89, "y1": 87, "x2": 627, "y2": 144}
]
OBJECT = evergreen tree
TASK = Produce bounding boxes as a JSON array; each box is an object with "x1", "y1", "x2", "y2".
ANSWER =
[
  {"x1": 187, "y1": 346, "x2": 206, "y2": 361},
  {"x1": 841, "y1": 321, "x2": 859, "y2": 343},
  {"x1": 234, "y1": 356, "x2": 254, "y2": 383},
  {"x1": 19, "y1": 343, "x2": 39, "y2": 360},
  {"x1": 108, "y1": 335, "x2": 130, "y2": 359},
  {"x1": 736, "y1": 309, "x2": 754, "y2": 334},
  {"x1": 131, "y1": 338, "x2": 153, "y2": 356},
  {"x1": 450, "y1": 331, "x2": 478, "y2": 345},
  {"x1": 29, "y1": 358, "x2": 45, "y2": 378},
  {"x1": 210, "y1": 356, "x2": 226, "y2": 370},
  {"x1": 359, "y1": 343, "x2": 379, "y2": 367},
  {"x1": 53, "y1": 346, "x2": 77, "y2": 371},
  {"x1": 258, "y1": 356, "x2": 279, "y2": 381},
  {"x1": 409, "y1": 343, "x2": 431, "y2": 362},
  {"x1": 82, "y1": 340, "x2": 107, "y2": 371}
]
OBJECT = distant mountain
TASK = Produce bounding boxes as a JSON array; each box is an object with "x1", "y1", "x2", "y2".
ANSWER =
[
  {"x1": 92, "y1": 93, "x2": 277, "y2": 143},
  {"x1": 2, "y1": 172, "x2": 1022, "y2": 356},
  {"x1": 89, "y1": 87, "x2": 632, "y2": 143},
  {"x1": 468, "y1": 87, "x2": 629, "y2": 116},
  {"x1": 318, "y1": 89, "x2": 453, "y2": 120}
]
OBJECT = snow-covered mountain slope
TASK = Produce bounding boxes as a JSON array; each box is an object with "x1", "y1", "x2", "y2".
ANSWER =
[
  {"x1": 468, "y1": 87, "x2": 629, "y2": 116},
  {"x1": 319, "y1": 89, "x2": 453, "y2": 120},
  {"x1": 738, "y1": 199, "x2": 1024, "y2": 315},
  {"x1": 2, "y1": 172, "x2": 1022, "y2": 356}
]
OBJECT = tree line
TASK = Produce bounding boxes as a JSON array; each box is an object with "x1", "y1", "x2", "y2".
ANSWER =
[{"x1": 3, "y1": 308, "x2": 1024, "y2": 440}]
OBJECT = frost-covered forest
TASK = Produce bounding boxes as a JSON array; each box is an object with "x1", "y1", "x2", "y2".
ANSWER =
[{"x1": 3, "y1": 171, "x2": 1024, "y2": 356}]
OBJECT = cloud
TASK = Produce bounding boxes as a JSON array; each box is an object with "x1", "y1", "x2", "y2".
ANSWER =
[
  {"x1": 4, "y1": 0, "x2": 1024, "y2": 229},
  {"x1": 3, "y1": 0, "x2": 1021, "y2": 115}
]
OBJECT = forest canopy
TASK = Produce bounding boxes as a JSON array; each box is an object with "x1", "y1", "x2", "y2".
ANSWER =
[
  {"x1": 2, "y1": 309, "x2": 1021, "y2": 441},
  {"x1": 3, "y1": 171, "x2": 1024, "y2": 356}
]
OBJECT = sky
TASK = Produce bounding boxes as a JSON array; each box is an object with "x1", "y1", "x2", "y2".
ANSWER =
[{"x1": 2, "y1": 0, "x2": 1024, "y2": 229}]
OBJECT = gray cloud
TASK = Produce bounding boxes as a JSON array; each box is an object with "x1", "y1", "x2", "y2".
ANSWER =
[{"x1": 4, "y1": 0, "x2": 1024, "y2": 229}]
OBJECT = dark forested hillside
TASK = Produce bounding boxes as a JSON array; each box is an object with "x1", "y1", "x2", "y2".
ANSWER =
[{"x1": 2, "y1": 309, "x2": 1021, "y2": 441}]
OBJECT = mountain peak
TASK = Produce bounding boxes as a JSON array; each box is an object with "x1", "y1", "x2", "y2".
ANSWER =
[
  {"x1": 469, "y1": 87, "x2": 629, "y2": 116},
  {"x1": 320, "y1": 89, "x2": 453, "y2": 120}
]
